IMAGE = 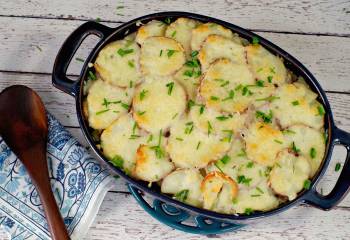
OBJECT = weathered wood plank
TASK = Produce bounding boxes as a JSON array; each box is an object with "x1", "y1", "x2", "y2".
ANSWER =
[
  {"x1": 1, "y1": 17, "x2": 349, "y2": 92},
  {"x1": 82, "y1": 192, "x2": 350, "y2": 240},
  {"x1": 1, "y1": 0, "x2": 350, "y2": 35}
]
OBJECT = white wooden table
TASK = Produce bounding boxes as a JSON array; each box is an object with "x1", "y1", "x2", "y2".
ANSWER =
[{"x1": 1, "y1": 1, "x2": 350, "y2": 239}]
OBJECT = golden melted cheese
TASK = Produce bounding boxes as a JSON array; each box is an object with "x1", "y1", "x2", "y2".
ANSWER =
[
  {"x1": 100, "y1": 114, "x2": 147, "y2": 173},
  {"x1": 94, "y1": 40, "x2": 142, "y2": 87},
  {"x1": 269, "y1": 150, "x2": 311, "y2": 200},
  {"x1": 198, "y1": 35, "x2": 245, "y2": 72},
  {"x1": 132, "y1": 76, "x2": 186, "y2": 133},
  {"x1": 133, "y1": 144, "x2": 174, "y2": 182},
  {"x1": 135, "y1": 20, "x2": 166, "y2": 45},
  {"x1": 246, "y1": 44, "x2": 287, "y2": 85},
  {"x1": 244, "y1": 122, "x2": 286, "y2": 166},
  {"x1": 140, "y1": 36, "x2": 186, "y2": 76},
  {"x1": 191, "y1": 23, "x2": 240, "y2": 51},
  {"x1": 166, "y1": 117, "x2": 231, "y2": 168},
  {"x1": 165, "y1": 17, "x2": 200, "y2": 58},
  {"x1": 271, "y1": 82, "x2": 324, "y2": 129},
  {"x1": 283, "y1": 124, "x2": 325, "y2": 177},
  {"x1": 86, "y1": 79, "x2": 133, "y2": 130},
  {"x1": 161, "y1": 169, "x2": 203, "y2": 207}
]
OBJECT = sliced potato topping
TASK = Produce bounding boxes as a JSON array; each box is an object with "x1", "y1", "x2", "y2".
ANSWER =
[
  {"x1": 86, "y1": 79, "x2": 133, "y2": 130},
  {"x1": 94, "y1": 39, "x2": 142, "y2": 87},
  {"x1": 132, "y1": 76, "x2": 186, "y2": 133},
  {"x1": 269, "y1": 150, "x2": 311, "y2": 200},
  {"x1": 283, "y1": 124, "x2": 325, "y2": 177},
  {"x1": 246, "y1": 44, "x2": 287, "y2": 85},
  {"x1": 135, "y1": 20, "x2": 167, "y2": 45},
  {"x1": 244, "y1": 122, "x2": 286, "y2": 166},
  {"x1": 165, "y1": 17, "x2": 201, "y2": 57},
  {"x1": 166, "y1": 117, "x2": 231, "y2": 168},
  {"x1": 133, "y1": 144, "x2": 174, "y2": 182},
  {"x1": 173, "y1": 64, "x2": 201, "y2": 100},
  {"x1": 198, "y1": 35, "x2": 245, "y2": 72},
  {"x1": 191, "y1": 23, "x2": 240, "y2": 51},
  {"x1": 161, "y1": 169, "x2": 203, "y2": 207},
  {"x1": 100, "y1": 114, "x2": 148, "y2": 174},
  {"x1": 200, "y1": 59, "x2": 255, "y2": 113},
  {"x1": 271, "y1": 82, "x2": 324, "y2": 129},
  {"x1": 140, "y1": 36, "x2": 186, "y2": 76},
  {"x1": 201, "y1": 171, "x2": 238, "y2": 213}
]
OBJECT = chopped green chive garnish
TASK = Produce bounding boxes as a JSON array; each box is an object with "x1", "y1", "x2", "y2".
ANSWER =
[
  {"x1": 220, "y1": 155, "x2": 231, "y2": 165},
  {"x1": 167, "y1": 49, "x2": 177, "y2": 58},
  {"x1": 318, "y1": 105, "x2": 325, "y2": 116},
  {"x1": 128, "y1": 60, "x2": 135, "y2": 68},
  {"x1": 232, "y1": 198, "x2": 238, "y2": 204},
  {"x1": 221, "y1": 130, "x2": 233, "y2": 142},
  {"x1": 207, "y1": 121, "x2": 213, "y2": 136},
  {"x1": 282, "y1": 129, "x2": 296, "y2": 135},
  {"x1": 256, "y1": 80, "x2": 264, "y2": 87},
  {"x1": 176, "y1": 137, "x2": 184, "y2": 141},
  {"x1": 237, "y1": 148, "x2": 247, "y2": 157},
  {"x1": 150, "y1": 130, "x2": 165, "y2": 158},
  {"x1": 172, "y1": 113, "x2": 178, "y2": 119},
  {"x1": 252, "y1": 36, "x2": 259, "y2": 45},
  {"x1": 335, "y1": 163, "x2": 341, "y2": 172},
  {"x1": 222, "y1": 90, "x2": 235, "y2": 101},
  {"x1": 196, "y1": 141, "x2": 201, "y2": 150},
  {"x1": 129, "y1": 134, "x2": 141, "y2": 139},
  {"x1": 166, "y1": 82, "x2": 174, "y2": 95},
  {"x1": 310, "y1": 147, "x2": 316, "y2": 159},
  {"x1": 274, "y1": 139, "x2": 283, "y2": 144},
  {"x1": 199, "y1": 105, "x2": 205, "y2": 115},
  {"x1": 257, "y1": 68, "x2": 263, "y2": 73},
  {"x1": 88, "y1": 71, "x2": 97, "y2": 81},
  {"x1": 292, "y1": 100, "x2": 299, "y2": 106},
  {"x1": 96, "y1": 109, "x2": 110, "y2": 115},
  {"x1": 137, "y1": 111, "x2": 146, "y2": 116},
  {"x1": 184, "y1": 121, "x2": 194, "y2": 134},
  {"x1": 120, "y1": 102, "x2": 129, "y2": 110},
  {"x1": 174, "y1": 189, "x2": 189, "y2": 202},
  {"x1": 117, "y1": 48, "x2": 134, "y2": 57},
  {"x1": 191, "y1": 51, "x2": 199, "y2": 58},
  {"x1": 256, "y1": 110, "x2": 273, "y2": 123},
  {"x1": 171, "y1": 30, "x2": 177, "y2": 37},
  {"x1": 159, "y1": 49, "x2": 163, "y2": 56},
  {"x1": 147, "y1": 134, "x2": 153, "y2": 143},
  {"x1": 220, "y1": 80, "x2": 230, "y2": 87},
  {"x1": 111, "y1": 155, "x2": 124, "y2": 169},
  {"x1": 235, "y1": 84, "x2": 243, "y2": 91},
  {"x1": 291, "y1": 141, "x2": 300, "y2": 154},
  {"x1": 95, "y1": 17, "x2": 101, "y2": 22},
  {"x1": 163, "y1": 17, "x2": 171, "y2": 25},
  {"x1": 237, "y1": 175, "x2": 252, "y2": 186},
  {"x1": 267, "y1": 75, "x2": 273, "y2": 83},
  {"x1": 255, "y1": 96, "x2": 280, "y2": 102},
  {"x1": 139, "y1": 89, "x2": 148, "y2": 100},
  {"x1": 242, "y1": 86, "x2": 253, "y2": 96},
  {"x1": 256, "y1": 187, "x2": 264, "y2": 194},
  {"x1": 216, "y1": 114, "x2": 232, "y2": 121},
  {"x1": 214, "y1": 161, "x2": 224, "y2": 173},
  {"x1": 210, "y1": 96, "x2": 219, "y2": 101},
  {"x1": 129, "y1": 80, "x2": 133, "y2": 88},
  {"x1": 188, "y1": 99, "x2": 196, "y2": 109},
  {"x1": 303, "y1": 179, "x2": 311, "y2": 190},
  {"x1": 246, "y1": 161, "x2": 254, "y2": 168},
  {"x1": 76, "y1": 57, "x2": 85, "y2": 62},
  {"x1": 251, "y1": 194, "x2": 261, "y2": 197}
]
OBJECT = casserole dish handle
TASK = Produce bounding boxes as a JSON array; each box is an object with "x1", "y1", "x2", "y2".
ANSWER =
[
  {"x1": 304, "y1": 126, "x2": 350, "y2": 210},
  {"x1": 52, "y1": 21, "x2": 113, "y2": 97},
  {"x1": 128, "y1": 185, "x2": 244, "y2": 234}
]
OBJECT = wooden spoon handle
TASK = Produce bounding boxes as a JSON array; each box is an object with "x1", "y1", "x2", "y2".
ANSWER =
[{"x1": 35, "y1": 180, "x2": 70, "y2": 240}]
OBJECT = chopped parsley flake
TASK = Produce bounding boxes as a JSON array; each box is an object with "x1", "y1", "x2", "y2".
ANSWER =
[
  {"x1": 237, "y1": 175, "x2": 252, "y2": 186},
  {"x1": 252, "y1": 36, "x2": 259, "y2": 45},
  {"x1": 303, "y1": 179, "x2": 311, "y2": 190},
  {"x1": 117, "y1": 48, "x2": 134, "y2": 57},
  {"x1": 166, "y1": 82, "x2": 174, "y2": 95},
  {"x1": 310, "y1": 147, "x2": 316, "y2": 159},
  {"x1": 335, "y1": 163, "x2": 341, "y2": 172},
  {"x1": 292, "y1": 100, "x2": 299, "y2": 106},
  {"x1": 256, "y1": 110, "x2": 273, "y2": 123},
  {"x1": 174, "y1": 189, "x2": 189, "y2": 202},
  {"x1": 139, "y1": 89, "x2": 148, "y2": 100}
]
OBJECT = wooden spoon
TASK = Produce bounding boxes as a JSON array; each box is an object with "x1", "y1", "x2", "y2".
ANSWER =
[{"x1": 0, "y1": 85, "x2": 70, "y2": 240}]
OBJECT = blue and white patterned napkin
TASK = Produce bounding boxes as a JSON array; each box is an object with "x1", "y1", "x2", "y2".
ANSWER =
[{"x1": 0, "y1": 113, "x2": 115, "y2": 240}]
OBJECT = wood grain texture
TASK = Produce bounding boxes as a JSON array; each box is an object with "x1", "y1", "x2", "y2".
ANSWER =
[
  {"x1": 1, "y1": 17, "x2": 349, "y2": 92},
  {"x1": 1, "y1": 0, "x2": 350, "y2": 35},
  {"x1": 83, "y1": 192, "x2": 350, "y2": 240}
]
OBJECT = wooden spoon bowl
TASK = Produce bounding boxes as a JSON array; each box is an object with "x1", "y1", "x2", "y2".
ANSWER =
[{"x1": 0, "y1": 85, "x2": 69, "y2": 240}]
